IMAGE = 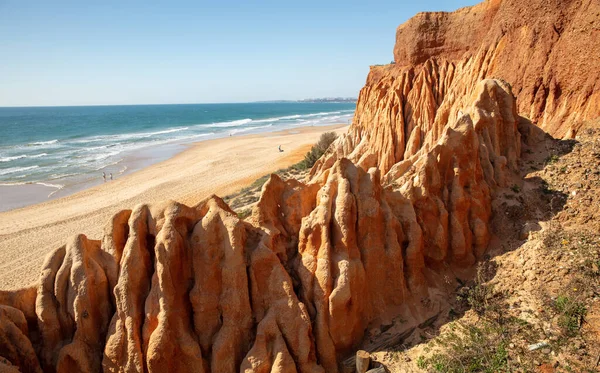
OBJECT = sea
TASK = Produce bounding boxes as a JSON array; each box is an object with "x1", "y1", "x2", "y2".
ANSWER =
[{"x1": 0, "y1": 102, "x2": 355, "y2": 211}]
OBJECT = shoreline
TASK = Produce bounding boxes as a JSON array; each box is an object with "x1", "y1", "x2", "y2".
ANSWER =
[
  {"x1": 0, "y1": 142, "x2": 186, "y2": 212},
  {"x1": 0, "y1": 123, "x2": 348, "y2": 289}
]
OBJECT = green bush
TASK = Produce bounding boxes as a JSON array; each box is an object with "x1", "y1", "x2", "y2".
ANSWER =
[
  {"x1": 237, "y1": 209, "x2": 252, "y2": 220},
  {"x1": 545, "y1": 154, "x2": 560, "y2": 165},
  {"x1": 419, "y1": 322, "x2": 510, "y2": 373},
  {"x1": 292, "y1": 132, "x2": 337, "y2": 170},
  {"x1": 554, "y1": 295, "x2": 586, "y2": 336},
  {"x1": 457, "y1": 264, "x2": 495, "y2": 316}
]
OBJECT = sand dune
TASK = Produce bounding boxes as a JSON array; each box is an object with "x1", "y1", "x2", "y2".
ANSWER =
[{"x1": 0, "y1": 124, "x2": 348, "y2": 290}]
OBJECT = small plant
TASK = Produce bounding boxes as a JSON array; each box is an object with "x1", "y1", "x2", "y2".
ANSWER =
[
  {"x1": 417, "y1": 322, "x2": 510, "y2": 373},
  {"x1": 554, "y1": 295, "x2": 586, "y2": 336},
  {"x1": 540, "y1": 180, "x2": 554, "y2": 195},
  {"x1": 584, "y1": 258, "x2": 600, "y2": 277},
  {"x1": 237, "y1": 209, "x2": 252, "y2": 220},
  {"x1": 457, "y1": 264, "x2": 494, "y2": 316},
  {"x1": 510, "y1": 184, "x2": 521, "y2": 193},
  {"x1": 545, "y1": 154, "x2": 560, "y2": 164},
  {"x1": 416, "y1": 355, "x2": 427, "y2": 369}
]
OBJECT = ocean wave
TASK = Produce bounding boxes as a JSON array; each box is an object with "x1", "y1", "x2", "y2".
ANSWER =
[
  {"x1": 0, "y1": 153, "x2": 48, "y2": 163},
  {"x1": 0, "y1": 155, "x2": 26, "y2": 162},
  {"x1": 70, "y1": 126, "x2": 190, "y2": 145},
  {"x1": 229, "y1": 124, "x2": 273, "y2": 135},
  {"x1": 95, "y1": 158, "x2": 124, "y2": 171},
  {"x1": 205, "y1": 118, "x2": 253, "y2": 128},
  {"x1": 305, "y1": 111, "x2": 341, "y2": 117},
  {"x1": 0, "y1": 180, "x2": 62, "y2": 189},
  {"x1": 28, "y1": 139, "x2": 58, "y2": 146},
  {"x1": 48, "y1": 173, "x2": 79, "y2": 180},
  {"x1": 138, "y1": 127, "x2": 189, "y2": 137},
  {"x1": 0, "y1": 165, "x2": 39, "y2": 176},
  {"x1": 179, "y1": 132, "x2": 215, "y2": 141},
  {"x1": 88, "y1": 151, "x2": 122, "y2": 163},
  {"x1": 250, "y1": 112, "x2": 344, "y2": 124},
  {"x1": 36, "y1": 182, "x2": 63, "y2": 189},
  {"x1": 252, "y1": 114, "x2": 300, "y2": 124},
  {"x1": 46, "y1": 182, "x2": 65, "y2": 198}
]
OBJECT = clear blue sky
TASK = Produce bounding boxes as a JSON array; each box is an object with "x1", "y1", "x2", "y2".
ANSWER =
[{"x1": 0, "y1": 0, "x2": 478, "y2": 106}]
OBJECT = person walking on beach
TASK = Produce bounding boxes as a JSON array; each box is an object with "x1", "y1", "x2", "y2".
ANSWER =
[
  {"x1": 110, "y1": 173, "x2": 113, "y2": 181},
  {"x1": 102, "y1": 172, "x2": 106, "y2": 182}
]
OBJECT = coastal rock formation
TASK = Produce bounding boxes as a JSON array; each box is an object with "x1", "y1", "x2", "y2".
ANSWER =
[
  {"x1": 1, "y1": 0, "x2": 598, "y2": 371},
  {"x1": 312, "y1": 0, "x2": 599, "y2": 177},
  {"x1": 0, "y1": 78, "x2": 523, "y2": 373}
]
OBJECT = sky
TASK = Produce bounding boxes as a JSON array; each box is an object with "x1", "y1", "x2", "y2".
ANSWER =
[{"x1": 0, "y1": 0, "x2": 478, "y2": 106}]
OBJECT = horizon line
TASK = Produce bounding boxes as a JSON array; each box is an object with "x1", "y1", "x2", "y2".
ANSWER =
[{"x1": 0, "y1": 98, "x2": 358, "y2": 109}]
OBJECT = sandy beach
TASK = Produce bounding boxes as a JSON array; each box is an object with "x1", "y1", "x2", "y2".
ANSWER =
[{"x1": 0, "y1": 124, "x2": 348, "y2": 290}]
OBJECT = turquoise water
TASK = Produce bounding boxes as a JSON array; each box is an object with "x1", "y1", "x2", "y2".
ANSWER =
[{"x1": 0, "y1": 103, "x2": 355, "y2": 192}]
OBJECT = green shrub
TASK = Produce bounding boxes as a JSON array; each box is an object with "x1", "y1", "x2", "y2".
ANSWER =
[
  {"x1": 457, "y1": 264, "x2": 495, "y2": 316},
  {"x1": 554, "y1": 295, "x2": 586, "y2": 336},
  {"x1": 292, "y1": 132, "x2": 337, "y2": 170},
  {"x1": 237, "y1": 209, "x2": 252, "y2": 220},
  {"x1": 545, "y1": 154, "x2": 560, "y2": 165},
  {"x1": 419, "y1": 322, "x2": 510, "y2": 373}
]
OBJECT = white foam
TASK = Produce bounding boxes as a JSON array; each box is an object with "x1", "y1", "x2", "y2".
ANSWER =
[
  {"x1": 172, "y1": 132, "x2": 215, "y2": 142},
  {"x1": 0, "y1": 153, "x2": 48, "y2": 163},
  {"x1": 229, "y1": 124, "x2": 273, "y2": 135},
  {"x1": 28, "y1": 139, "x2": 58, "y2": 146},
  {"x1": 48, "y1": 173, "x2": 79, "y2": 180},
  {"x1": 36, "y1": 182, "x2": 63, "y2": 189},
  {"x1": 70, "y1": 126, "x2": 190, "y2": 145},
  {"x1": 247, "y1": 112, "x2": 342, "y2": 124},
  {"x1": 206, "y1": 118, "x2": 253, "y2": 128},
  {"x1": 304, "y1": 111, "x2": 341, "y2": 117},
  {"x1": 139, "y1": 127, "x2": 189, "y2": 137},
  {"x1": 252, "y1": 114, "x2": 300, "y2": 124},
  {"x1": 0, "y1": 155, "x2": 27, "y2": 162},
  {"x1": 0, "y1": 165, "x2": 39, "y2": 176},
  {"x1": 95, "y1": 158, "x2": 124, "y2": 171},
  {"x1": 44, "y1": 182, "x2": 65, "y2": 197}
]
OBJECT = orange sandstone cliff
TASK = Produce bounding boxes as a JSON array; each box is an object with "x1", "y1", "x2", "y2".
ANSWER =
[
  {"x1": 0, "y1": 0, "x2": 598, "y2": 372},
  {"x1": 312, "y1": 0, "x2": 599, "y2": 177}
]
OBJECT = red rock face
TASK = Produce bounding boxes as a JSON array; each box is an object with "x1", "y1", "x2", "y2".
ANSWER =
[
  {"x1": 313, "y1": 0, "x2": 598, "y2": 180},
  {"x1": 393, "y1": 0, "x2": 600, "y2": 137},
  {"x1": 1, "y1": 0, "x2": 596, "y2": 371}
]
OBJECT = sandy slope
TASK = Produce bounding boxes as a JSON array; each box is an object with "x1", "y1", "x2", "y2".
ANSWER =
[{"x1": 0, "y1": 124, "x2": 348, "y2": 290}]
